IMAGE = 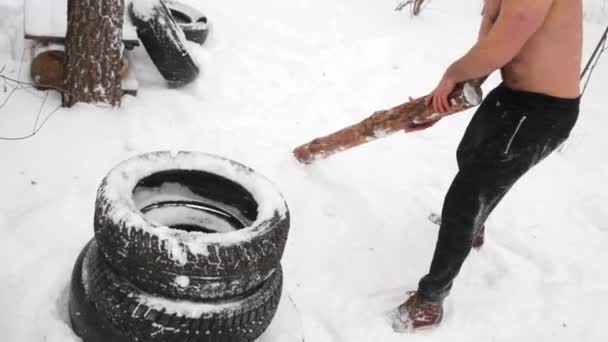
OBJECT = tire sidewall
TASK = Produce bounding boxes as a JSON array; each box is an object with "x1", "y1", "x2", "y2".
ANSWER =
[{"x1": 163, "y1": 0, "x2": 210, "y2": 45}]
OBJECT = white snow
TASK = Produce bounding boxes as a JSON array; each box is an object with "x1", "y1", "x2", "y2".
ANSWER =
[
  {"x1": 130, "y1": 0, "x2": 162, "y2": 21},
  {"x1": 1, "y1": 0, "x2": 608, "y2": 342},
  {"x1": 388, "y1": 306, "x2": 415, "y2": 333},
  {"x1": 30, "y1": 41, "x2": 65, "y2": 58},
  {"x1": 130, "y1": 290, "x2": 249, "y2": 317},
  {"x1": 174, "y1": 275, "x2": 190, "y2": 287},
  {"x1": 258, "y1": 294, "x2": 305, "y2": 342},
  {"x1": 463, "y1": 81, "x2": 482, "y2": 105}
]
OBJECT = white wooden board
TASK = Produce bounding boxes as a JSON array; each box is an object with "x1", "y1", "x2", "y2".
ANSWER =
[{"x1": 24, "y1": 0, "x2": 139, "y2": 45}]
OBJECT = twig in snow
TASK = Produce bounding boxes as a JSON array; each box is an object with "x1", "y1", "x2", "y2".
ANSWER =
[
  {"x1": 33, "y1": 92, "x2": 49, "y2": 130},
  {"x1": 0, "y1": 105, "x2": 61, "y2": 141},
  {"x1": 0, "y1": 69, "x2": 63, "y2": 141},
  {"x1": 0, "y1": 73, "x2": 64, "y2": 93},
  {"x1": 395, "y1": 0, "x2": 431, "y2": 16},
  {"x1": 0, "y1": 87, "x2": 18, "y2": 112}
]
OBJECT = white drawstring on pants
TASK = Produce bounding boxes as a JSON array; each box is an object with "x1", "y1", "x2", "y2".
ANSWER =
[{"x1": 504, "y1": 116, "x2": 527, "y2": 155}]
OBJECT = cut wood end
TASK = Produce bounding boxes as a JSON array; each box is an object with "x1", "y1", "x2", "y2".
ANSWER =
[
  {"x1": 293, "y1": 145, "x2": 315, "y2": 164},
  {"x1": 463, "y1": 82, "x2": 483, "y2": 106}
]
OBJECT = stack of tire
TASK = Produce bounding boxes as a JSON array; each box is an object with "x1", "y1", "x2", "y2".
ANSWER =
[
  {"x1": 68, "y1": 151, "x2": 290, "y2": 342},
  {"x1": 129, "y1": 0, "x2": 210, "y2": 87}
]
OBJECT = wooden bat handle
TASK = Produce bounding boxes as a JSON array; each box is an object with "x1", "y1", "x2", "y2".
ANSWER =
[{"x1": 293, "y1": 80, "x2": 483, "y2": 164}]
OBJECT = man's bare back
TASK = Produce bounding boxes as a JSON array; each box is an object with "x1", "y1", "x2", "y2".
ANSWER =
[{"x1": 486, "y1": 0, "x2": 582, "y2": 98}]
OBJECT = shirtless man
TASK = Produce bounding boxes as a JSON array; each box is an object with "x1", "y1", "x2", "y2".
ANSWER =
[{"x1": 394, "y1": 0, "x2": 582, "y2": 331}]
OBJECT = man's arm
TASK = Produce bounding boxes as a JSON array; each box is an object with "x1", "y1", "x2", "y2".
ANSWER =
[
  {"x1": 428, "y1": 0, "x2": 554, "y2": 113},
  {"x1": 478, "y1": 2, "x2": 494, "y2": 40},
  {"x1": 475, "y1": 1, "x2": 495, "y2": 85},
  {"x1": 404, "y1": 5, "x2": 494, "y2": 132},
  {"x1": 445, "y1": 0, "x2": 554, "y2": 84}
]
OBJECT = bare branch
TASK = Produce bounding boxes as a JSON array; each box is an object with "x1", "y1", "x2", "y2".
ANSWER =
[
  {"x1": 395, "y1": 0, "x2": 431, "y2": 16},
  {"x1": 0, "y1": 69, "x2": 62, "y2": 141},
  {"x1": 33, "y1": 92, "x2": 49, "y2": 132},
  {"x1": 0, "y1": 73, "x2": 65, "y2": 92},
  {"x1": 0, "y1": 87, "x2": 18, "y2": 111},
  {"x1": 0, "y1": 105, "x2": 61, "y2": 141}
]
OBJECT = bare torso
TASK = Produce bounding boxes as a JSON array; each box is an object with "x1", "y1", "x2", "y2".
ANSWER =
[{"x1": 486, "y1": 0, "x2": 582, "y2": 98}]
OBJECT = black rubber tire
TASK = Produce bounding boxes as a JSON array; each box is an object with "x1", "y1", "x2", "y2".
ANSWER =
[
  {"x1": 69, "y1": 240, "x2": 129, "y2": 342},
  {"x1": 129, "y1": 0, "x2": 199, "y2": 86},
  {"x1": 69, "y1": 239, "x2": 283, "y2": 342},
  {"x1": 94, "y1": 151, "x2": 290, "y2": 301},
  {"x1": 164, "y1": 0, "x2": 210, "y2": 45}
]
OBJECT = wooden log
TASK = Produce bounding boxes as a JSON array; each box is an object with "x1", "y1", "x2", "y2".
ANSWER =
[{"x1": 292, "y1": 80, "x2": 484, "y2": 164}]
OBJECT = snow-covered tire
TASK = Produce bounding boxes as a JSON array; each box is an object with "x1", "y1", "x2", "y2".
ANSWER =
[
  {"x1": 69, "y1": 239, "x2": 283, "y2": 342},
  {"x1": 94, "y1": 151, "x2": 290, "y2": 301},
  {"x1": 129, "y1": 0, "x2": 199, "y2": 86},
  {"x1": 164, "y1": 0, "x2": 210, "y2": 46},
  {"x1": 69, "y1": 239, "x2": 128, "y2": 342}
]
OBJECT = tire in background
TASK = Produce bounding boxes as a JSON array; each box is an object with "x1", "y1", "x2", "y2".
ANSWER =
[
  {"x1": 164, "y1": 0, "x2": 210, "y2": 45},
  {"x1": 129, "y1": 0, "x2": 199, "y2": 87}
]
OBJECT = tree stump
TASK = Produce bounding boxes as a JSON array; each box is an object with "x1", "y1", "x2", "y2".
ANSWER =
[{"x1": 63, "y1": 0, "x2": 124, "y2": 107}]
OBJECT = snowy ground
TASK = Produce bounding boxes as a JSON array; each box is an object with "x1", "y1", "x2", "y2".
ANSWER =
[{"x1": 1, "y1": 0, "x2": 607, "y2": 341}]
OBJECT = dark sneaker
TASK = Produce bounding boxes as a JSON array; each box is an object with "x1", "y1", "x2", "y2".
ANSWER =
[
  {"x1": 391, "y1": 291, "x2": 443, "y2": 332},
  {"x1": 472, "y1": 225, "x2": 486, "y2": 249}
]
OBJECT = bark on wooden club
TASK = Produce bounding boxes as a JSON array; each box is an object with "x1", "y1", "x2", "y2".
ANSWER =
[
  {"x1": 293, "y1": 80, "x2": 484, "y2": 164},
  {"x1": 63, "y1": 0, "x2": 124, "y2": 107}
]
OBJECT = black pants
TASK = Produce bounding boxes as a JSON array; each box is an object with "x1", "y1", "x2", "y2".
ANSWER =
[{"x1": 418, "y1": 83, "x2": 580, "y2": 303}]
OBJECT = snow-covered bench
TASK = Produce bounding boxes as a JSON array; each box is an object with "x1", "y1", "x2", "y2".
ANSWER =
[{"x1": 23, "y1": 0, "x2": 140, "y2": 49}]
